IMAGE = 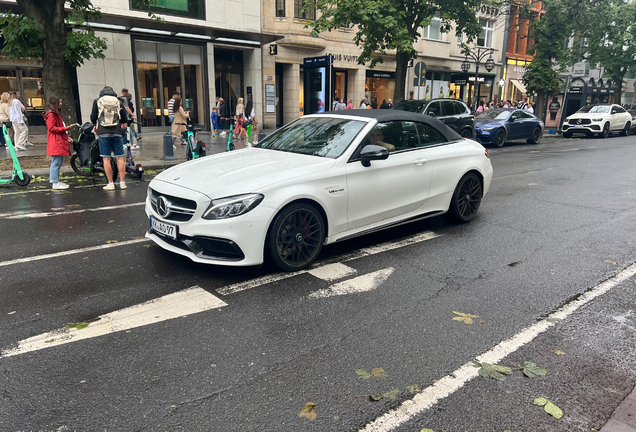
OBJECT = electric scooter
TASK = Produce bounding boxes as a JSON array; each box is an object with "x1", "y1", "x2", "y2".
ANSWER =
[
  {"x1": 70, "y1": 122, "x2": 118, "y2": 181},
  {"x1": 124, "y1": 121, "x2": 143, "y2": 178},
  {"x1": 226, "y1": 118, "x2": 235, "y2": 151},
  {"x1": 0, "y1": 122, "x2": 31, "y2": 187},
  {"x1": 176, "y1": 120, "x2": 207, "y2": 160}
]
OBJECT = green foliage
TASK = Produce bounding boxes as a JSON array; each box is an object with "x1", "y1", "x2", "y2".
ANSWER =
[
  {"x1": 473, "y1": 361, "x2": 513, "y2": 381},
  {"x1": 515, "y1": 361, "x2": 548, "y2": 378},
  {"x1": 308, "y1": 0, "x2": 486, "y2": 67},
  {"x1": 0, "y1": 12, "x2": 44, "y2": 59},
  {"x1": 534, "y1": 397, "x2": 563, "y2": 419},
  {"x1": 66, "y1": 322, "x2": 90, "y2": 330}
]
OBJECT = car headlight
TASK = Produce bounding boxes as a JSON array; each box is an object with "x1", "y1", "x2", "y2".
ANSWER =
[
  {"x1": 202, "y1": 193, "x2": 264, "y2": 220},
  {"x1": 479, "y1": 127, "x2": 495, "y2": 132},
  {"x1": 564, "y1": 118, "x2": 570, "y2": 123},
  {"x1": 592, "y1": 118, "x2": 603, "y2": 122}
]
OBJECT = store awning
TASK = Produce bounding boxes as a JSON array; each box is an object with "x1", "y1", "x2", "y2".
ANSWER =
[{"x1": 510, "y1": 79, "x2": 527, "y2": 95}]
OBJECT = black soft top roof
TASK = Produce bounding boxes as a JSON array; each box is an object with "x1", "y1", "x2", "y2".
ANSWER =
[{"x1": 313, "y1": 109, "x2": 462, "y2": 141}]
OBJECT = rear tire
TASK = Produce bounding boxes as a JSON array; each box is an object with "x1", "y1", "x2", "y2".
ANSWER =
[
  {"x1": 620, "y1": 122, "x2": 631, "y2": 136},
  {"x1": 460, "y1": 129, "x2": 473, "y2": 139},
  {"x1": 14, "y1": 172, "x2": 31, "y2": 187},
  {"x1": 527, "y1": 127, "x2": 542, "y2": 144},
  {"x1": 444, "y1": 172, "x2": 483, "y2": 224}
]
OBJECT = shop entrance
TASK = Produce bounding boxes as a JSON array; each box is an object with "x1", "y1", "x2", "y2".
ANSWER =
[
  {"x1": 0, "y1": 60, "x2": 47, "y2": 128},
  {"x1": 135, "y1": 40, "x2": 206, "y2": 128},
  {"x1": 214, "y1": 49, "x2": 244, "y2": 123},
  {"x1": 334, "y1": 70, "x2": 348, "y2": 106},
  {"x1": 275, "y1": 63, "x2": 284, "y2": 127}
]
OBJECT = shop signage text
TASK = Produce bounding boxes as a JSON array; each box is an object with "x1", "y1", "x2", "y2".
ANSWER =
[
  {"x1": 366, "y1": 70, "x2": 396, "y2": 79},
  {"x1": 476, "y1": 5, "x2": 499, "y2": 16},
  {"x1": 304, "y1": 55, "x2": 333, "y2": 66},
  {"x1": 326, "y1": 53, "x2": 359, "y2": 63},
  {"x1": 572, "y1": 61, "x2": 590, "y2": 77}
]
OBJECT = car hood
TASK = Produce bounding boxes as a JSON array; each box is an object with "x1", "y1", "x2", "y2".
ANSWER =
[
  {"x1": 475, "y1": 118, "x2": 504, "y2": 129},
  {"x1": 153, "y1": 148, "x2": 337, "y2": 199}
]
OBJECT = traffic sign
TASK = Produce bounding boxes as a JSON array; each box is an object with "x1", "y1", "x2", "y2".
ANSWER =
[{"x1": 414, "y1": 61, "x2": 427, "y2": 86}]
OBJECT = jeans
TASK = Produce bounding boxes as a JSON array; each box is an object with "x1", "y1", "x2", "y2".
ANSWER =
[
  {"x1": 49, "y1": 156, "x2": 64, "y2": 183},
  {"x1": 169, "y1": 115, "x2": 174, "y2": 124}
]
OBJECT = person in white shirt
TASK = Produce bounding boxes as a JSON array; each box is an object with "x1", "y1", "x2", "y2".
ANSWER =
[
  {"x1": 526, "y1": 104, "x2": 534, "y2": 114},
  {"x1": 360, "y1": 99, "x2": 367, "y2": 109},
  {"x1": 9, "y1": 92, "x2": 28, "y2": 150}
]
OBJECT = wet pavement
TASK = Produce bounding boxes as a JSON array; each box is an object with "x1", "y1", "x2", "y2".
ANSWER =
[{"x1": 0, "y1": 134, "x2": 635, "y2": 431}]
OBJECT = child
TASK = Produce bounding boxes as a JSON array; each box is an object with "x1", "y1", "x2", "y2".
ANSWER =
[
  {"x1": 211, "y1": 107, "x2": 219, "y2": 137},
  {"x1": 235, "y1": 115, "x2": 247, "y2": 139}
]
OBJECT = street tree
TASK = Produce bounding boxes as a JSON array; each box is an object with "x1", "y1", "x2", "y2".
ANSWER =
[
  {"x1": 307, "y1": 0, "x2": 487, "y2": 103},
  {"x1": 0, "y1": 1, "x2": 158, "y2": 125},
  {"x1": 581, "y1": 0, "x2": 636, "y2": 103}
]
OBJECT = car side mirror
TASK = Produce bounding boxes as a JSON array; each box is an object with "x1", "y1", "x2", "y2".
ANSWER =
[
  {"x1": 360, "y1": 144, "x2": 389, "y2": 167},
  {"x1": 611, "y1": 110, "x2": 616, "y2": 115},
  {"x1": 510, "y1": 116, "x2": 517, "y2": 121},
  {"x1": 428, "y1": 112, "x2": 436, "y2": 118}
]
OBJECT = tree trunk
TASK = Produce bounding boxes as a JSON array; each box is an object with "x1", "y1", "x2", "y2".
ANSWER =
[
  {"x1": 534, "y1": 90, "x2": 547, "y2": 124},
  {"x1": 394, "y1": 50, "x2": 410, "y2": 104},
  {"x1": 612, "y1": 73, "x2": 625, "y2": 104},
  {"x1": 19, "y1": 0, "x2": 78, "y2": 126}
]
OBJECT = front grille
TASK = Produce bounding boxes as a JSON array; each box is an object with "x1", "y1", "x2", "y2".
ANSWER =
[
  {"x1": 570, "y1": 118, "x2": 591, "y2": 125},
  {"x1": 150, "y1": 188, "x2": 197, "y2": 222},
  {"x1": 149, "y1": 230, "x2": 245, "y2": 261}
]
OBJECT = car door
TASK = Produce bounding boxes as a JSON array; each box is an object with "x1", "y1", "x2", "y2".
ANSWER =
[
  {"x1": 518, "y1": 111, "x2": 537, "y2": 137},
  {"x1": 612, "y1": 105, "x2": 629, "y2": 130},
  {"x1": 345, "y1": 121, "x2": 434, "y2": 231},
  {"x1": 454, "y1": 101, "x2": 474, "y2": 136},
  {"x1": 436, "y1": 101, "x2": 459, "y2": 133},
  {"x1": 425, "y1": 101, "x2": 443, "y2": 119},
  {"x1": 506, "y1": 110, "x2": 526, "y2": 140}
]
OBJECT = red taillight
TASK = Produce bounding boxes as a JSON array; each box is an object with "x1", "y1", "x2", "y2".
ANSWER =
[{"x1": 485, "y1": 149, "x2": 490, "y2": 158}]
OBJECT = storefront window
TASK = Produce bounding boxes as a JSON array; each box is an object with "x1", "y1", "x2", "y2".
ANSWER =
[
  {"x1": 131, "y1": 0, "x2": 205, "y2": 19},
  {"x1": 365, "y1": 76, "x2": 395, "y2": 106},
  {"x1": 136, "y1": 41, "x2": 160, "y2": 127},
  {"x1": 183, "y1": 45, "x2": 203, "y2": 125}
]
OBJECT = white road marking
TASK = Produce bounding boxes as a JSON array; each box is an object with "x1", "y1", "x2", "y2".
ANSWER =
[
  {"x1": 1, "y1": 286, "x2": 227, "y2": 358},
  {"x1": 359, "y1": 263, "x2": 636, "y2": 432},
  {"x1": 0, "y1": 202, "x2": 145, "y2": 219},
  {"x1": 0, "y1": 188, "x2": 57, "y2": 196},
  {"x1": 308, "y1": 263, "x2": 357, "y2": 282},
  {"x1": 0, "y1": 238, "x2": 150, "y2": 268},
  {"x1": 308, "y1": 267, "x2": 395, "y2": 298},
  {"x1": 216, "y1": 231, "x2": 441, "y2": 296}
]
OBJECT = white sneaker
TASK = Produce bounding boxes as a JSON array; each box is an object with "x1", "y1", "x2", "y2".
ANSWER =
[
  {"x1": 16, "y1": 146, "x2": 26, "y2": 151},
  {"x1": 26, "y1": 141, "x2": 34, "y2": 146},
  {"x1": 103, "y1": 183, "x2": 115, "y2": 191},
  {"x1": 52, "y1": 182, "x2": 69, "y2": 190},
  {"x1": 119, "y1": 182, "x2": 127, "y2": 189},
  {"x1": 220, "y1": 131, "x2": 227, "y2": 136},
  {"x1": 131, "y1": 145, "x2": 140, "y2": 150}
]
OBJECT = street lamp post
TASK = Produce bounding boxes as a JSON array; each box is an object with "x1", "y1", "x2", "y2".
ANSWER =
[{"x1": 461, "y1": 47, "x2": 496, "y2": 107}]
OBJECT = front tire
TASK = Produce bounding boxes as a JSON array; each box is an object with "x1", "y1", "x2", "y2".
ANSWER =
[
  {"x1": 563, "y1": 131, "x2": 573, "y2": 138},
  {"x1": 527, "y1": 127, "x2": 542, "y2": 144},
  {"x1": 267, "y1": 203, "x2": 325, "y2": 272},
  {"x1": 70, "y1": 154, "x2": 90, "y2": 177},
  {"x1": 600, "y1": 123, "x2": 610, "y2": 138},
  {"x1": 444, "y1": 172, "x2": 483, "y2": 223},
  {"x1": 460, "y1": 129, "x2": 473, "y2": 139},
  {"x1": 14, "y1": 172, "x2": 31, "y2": 187},
  {"x1": 495, "y1": 129, "x2": 506, "y2": 147}
]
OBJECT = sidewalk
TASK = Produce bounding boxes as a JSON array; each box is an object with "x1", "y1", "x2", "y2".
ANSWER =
[
  {"x1": 601, "y1": 388, "x2": 636, "y2": 432},
  {"x1": 0, "y1": 128, "x2": 275, "y2": 177}
]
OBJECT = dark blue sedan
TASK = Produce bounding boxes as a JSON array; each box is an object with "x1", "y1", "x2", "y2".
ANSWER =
[{"x1": 475, "y1": 109, "x2": 544, "y2": 147}]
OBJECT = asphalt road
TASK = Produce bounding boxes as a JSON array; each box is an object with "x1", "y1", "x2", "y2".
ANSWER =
[{"x1": 1, "y1": 134, "x2": 636, "y2": 432}]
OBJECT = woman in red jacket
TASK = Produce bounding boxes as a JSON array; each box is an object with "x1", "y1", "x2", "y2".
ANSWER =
[{"x1": 43, "y1": 95, "x2": 73, "y2": 190}]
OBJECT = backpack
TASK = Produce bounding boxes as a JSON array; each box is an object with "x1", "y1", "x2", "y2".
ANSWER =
[{"x1": 97, "y1": 96, "x2": 121, "y2": 128}]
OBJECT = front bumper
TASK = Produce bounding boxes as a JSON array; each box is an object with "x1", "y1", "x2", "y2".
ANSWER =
[
  {"x1": 562, "y1": 123, "x2": 602, "y2": 134},
  {"x1": 475, "y1": 130, "x2": 495, "y2": 144},
  {"x1": 145, "y1": 182, "x2": 273, "y2": 267}
]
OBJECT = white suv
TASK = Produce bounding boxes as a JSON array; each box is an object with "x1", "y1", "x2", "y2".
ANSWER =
[{"x1": 562, "y1": 104, "x2": 632, "y2": 138}]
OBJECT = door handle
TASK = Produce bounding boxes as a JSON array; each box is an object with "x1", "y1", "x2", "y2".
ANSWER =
[{"x1": 414, "y1": 159, "x2": 427, "y2": 165}]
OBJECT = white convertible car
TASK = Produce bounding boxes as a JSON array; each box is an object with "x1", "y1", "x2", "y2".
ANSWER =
[
  {"x1": 146, "y1": 110, "x2": 493, "y2": 271},
  {"x1": 562, "y1": 104, "x2": 632, "y2": 138}
]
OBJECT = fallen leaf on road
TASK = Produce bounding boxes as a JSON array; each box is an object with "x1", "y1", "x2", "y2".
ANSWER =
[
  {"x1": 604, "y1": 259, "x2": 621, "y2": 265},
  {"x1": 108, "y1": 220, "x2": 114, "y2": 223},
  {"x1": 603, "y1": 387, "x2": 618, "y2": 393},
  {"x1": 65, "y1": 204, "x2": 81, "y2": 208},
  {"x1": 554, "y1": 350, "x2": 566, "y2": 355},
  {"x1": 528, "y1": 183, "x2": 538, "y2": 185},
  {"x1": 453, "y1": 311, "x2": 479, "y2": 324},
  {"x1": 299, "y1": 402, "x2": 317, "y2": 420},
  {"x1": 582, "y1": 248, "x2": 591, "y2": 251},
  {"x1": 474, "y1": 361, "x2": 513, "y2": 381},
  {"x1": 66, "y1": 322, "x2": 90, "y2": 330},
  {"x1": 406, "y1": 384, "x2": 420, "y2": 394},
  {"x1": 508, "y1": 261, "x2": 520, "y2": 267},
  {"x1": 356, "y1": 369, "x2": 372, "y2": 379},
  {"x1": 534, "y1": 397, "x2": 563, "y2": 419},
  {"x1": 516, "y1": 361, "x2": 547, "y2": 378},
  {"x1": 8, "y1": 311, "x2": 15, "y2": 315},
  {"x1": 420, "y1": 429, "x2": 435, "y2": 432},
  {"x1": 356, "y1": 368, "x2": 387, "y2": 381},
  {"x1": 370, "y1": 388, "x2": 400, "y2": 401},
  {"x1": 106, "y1": 240, "x2": 118, "y2": 244}
]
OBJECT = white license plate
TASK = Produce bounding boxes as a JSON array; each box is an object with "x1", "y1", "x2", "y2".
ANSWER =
[{"x1": 150, "y1": 216, "x2": 177, "y2": 239}]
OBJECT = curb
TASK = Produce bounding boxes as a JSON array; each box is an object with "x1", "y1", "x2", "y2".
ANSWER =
[{"x1": 0, "y1": 160, "x2": 180, "y2": 178}]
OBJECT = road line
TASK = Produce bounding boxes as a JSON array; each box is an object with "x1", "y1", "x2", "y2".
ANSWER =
[
  {"x1": 0, "y1": 188, "x2": 62, "y2": 196},
  {"x1": 216, "y1": 231, "x2": 441, "y2": 296},
  {"x1": 0, "y1": 202, "x2": 145, "y2": 219},
  {"x1": 308, "y1": 263, "x2": 357, "y2": 282},
  {"x1": 1, "y1": 286, "x2": 227, "y2": 358},
  {"x1": 0, "y1": 238, "x2": 150, "y2": 267},
  {"x1": 359, "y1": 263, "x2": 636, "y2": 432},
  {"x1": 308, "y1": 267, "x2": 394, "y2": 298}
]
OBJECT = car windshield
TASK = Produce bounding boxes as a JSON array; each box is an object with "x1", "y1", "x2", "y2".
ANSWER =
[
  {"x1": 476, "y1": 110, "x2": 511, "y2": 120},
  {"x1": 392, "y1": 101, "x2": 428, "y2": 113},
  {"x1": 578, "y1": 105, "x2": 610, "y2": 113},
  {"x1": 255, "y1": 117, "x2": 366, "y2": 158}
]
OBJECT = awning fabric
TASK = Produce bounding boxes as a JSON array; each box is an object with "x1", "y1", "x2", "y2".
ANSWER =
[{"x1": 510, "y1": 79, "x2": 527, "y2": 94}]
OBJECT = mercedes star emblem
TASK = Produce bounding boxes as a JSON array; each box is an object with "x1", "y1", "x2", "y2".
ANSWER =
[
  {"x1": 577, "y1": 119, "x2": 582, "y2": 124},
  {"x1": 156, "y1": 196, "x2": 172, "y2": 218}
]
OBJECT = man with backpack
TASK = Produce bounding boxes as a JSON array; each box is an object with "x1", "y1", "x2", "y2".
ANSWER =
[{"x1": 90, "y1": 86, "x2": 128, "y2": 191}]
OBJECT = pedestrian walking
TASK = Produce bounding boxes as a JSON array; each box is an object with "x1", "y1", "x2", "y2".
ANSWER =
[
  {"x1": 371, "y1": 97, "x2": 378, "y2": 109},
  {"x1": 234, "y1": 98, "x2": 246, "y2": 139},
  {"x1": 124, "y1": 92, "x2": 142, "y2": 148},
  {"x1": 380, "y1": 99, "x2": 389, "y2": 109},
  {"x1": 211, "y1": 107, "x2": 219, "y2": 136},
  {"x1": 476, "y1": 100, "x2": 485, "y2": 114},
  {"x1": 360, "y1": 99, "x2": 367, "y2": 109},
  {"x1": 167, "y1": 91, "x2": 179, "y2": 124},
  {"x1": 43, "y1": 95, "x2": 73, "y2": 190},
  {"x1": 171, "y1": 97, "x2": 189, "y2": 145},
  {"x1": 90, "y1": 86, "x2": 128, "y2": 191},
  {"x1": 0, "y1": 92, "x2": 11, "y2": 148},
  {"x1": 346, "y1": 99, "x2": 354, "y2": 110},
  {"x1": 332, "y1": 95, "x2": 339, "y2": 111},
  {"x1": 387, "y1": 99, "x2": 393, "y2": 108},
  {"x1": 10, "y1": 92, "x2": 28, "y2": 150},
  {"x1": 219, "y1": 98, "x2": 229, "y2": 135}
]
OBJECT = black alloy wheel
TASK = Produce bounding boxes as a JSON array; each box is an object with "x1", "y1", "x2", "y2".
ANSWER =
[
  {"x1": 600, "y1": 123, "x2": 610, "y2": 138},
  {"x1": 495, "y1": 129, "x2": 506, "y2": 147},
  {"x1": 268, "y1": 203, "x2": 325, "y2": 271},
  {"x1": 527, "y1": 127, "x2": 542, "y2": 144},
  {"x1": 444, "y1": 173, "x2": 483, "y2": 223},
  {"x1": 460, "y1": 129, "x2": 473, "y2": 139},
  {"x1": 620, "y1": 123, "x2": 631, "y2": 136}
]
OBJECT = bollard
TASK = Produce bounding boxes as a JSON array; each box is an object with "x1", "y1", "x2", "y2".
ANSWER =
[
  {"x1": 256, "y1": 129, "x2": 266, "y2": 144},
  {"x1": 160, "y1": 130, "x2": 177, "y2": 161}
]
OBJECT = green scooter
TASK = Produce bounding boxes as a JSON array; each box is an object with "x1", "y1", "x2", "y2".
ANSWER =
[{"x1": 0, "y1": 122, "x2": 31, "y2": 187}]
